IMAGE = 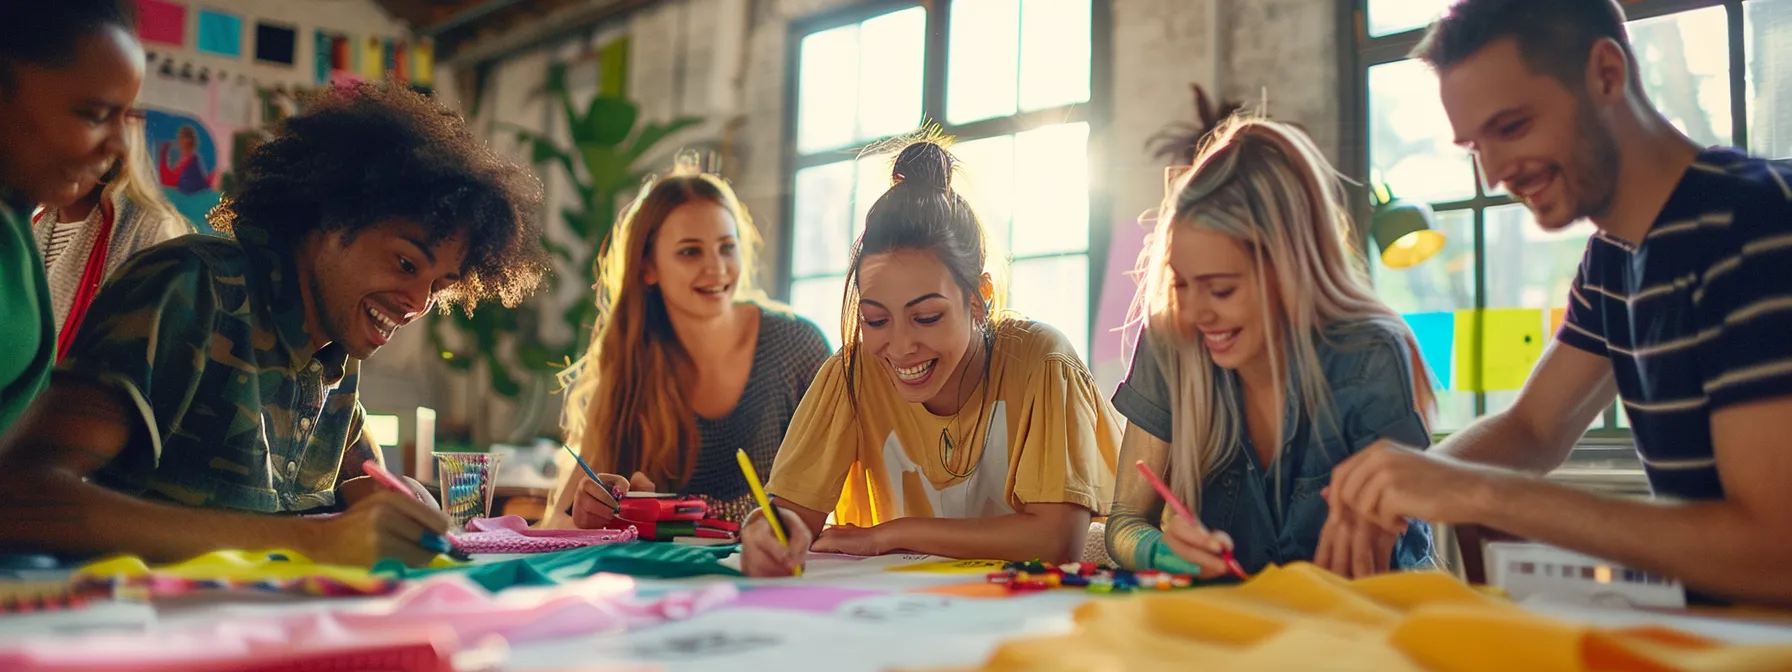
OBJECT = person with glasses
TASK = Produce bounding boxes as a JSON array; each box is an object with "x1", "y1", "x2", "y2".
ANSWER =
[
  {"x1": 1325, "y1": 0, "x2": 1792, "y2": 606},
  {"x1": 1105, "y1": 117, "x2": 1440, "y2": 580},
  {"x1": 738, "y1": 138, "x2": 1122, "y2": 576}
]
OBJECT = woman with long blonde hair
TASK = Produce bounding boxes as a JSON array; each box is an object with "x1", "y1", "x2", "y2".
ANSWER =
[
  {"x1": 543, "y1": 160, "x2": 830, "y2": 528},
  {"x1": 1106, "y1": 117, "x2": 1438, "y2": 579},
  {"x1": 33, "y1": 116, "x2": 192, "y2": 358}
]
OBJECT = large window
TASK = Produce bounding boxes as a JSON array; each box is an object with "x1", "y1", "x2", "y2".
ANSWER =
[
  {"x1": 1352, "y1": 0, "x2": 1792, "y2": 435},
  {"x1": 783, "y1": 0, "x2": 1099, "y2": 358}
]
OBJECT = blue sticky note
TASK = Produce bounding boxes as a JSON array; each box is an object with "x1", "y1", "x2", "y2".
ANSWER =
[
  {"x1": 1402, "y1": 312, "x2": 1455, "y2": 390},
  {"x1": 196, "y1": 9, "x2": 243, "y2": 58}
]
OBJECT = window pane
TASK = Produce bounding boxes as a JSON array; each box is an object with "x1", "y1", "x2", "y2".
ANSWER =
[
  {"x1": 1370, "y1": 59, "x2": 1477, "y2": 204},
  {"x1": 857, "y1": 8, "x2": 926, "y2": 142},
  {"x1": 1630, "y1": 6, "x2": 1731, "y2": 148},
  {"x1": 1617, "y1": 402, "x2": 1631, "y2": 429},
  {"x1": 1011, "y1": 122, "x2": 1090, "y2": 257},
  {"x1": 791, "y1": 275, "x2": 848, "y2": 350},
  {"x1": 1746, "y1": 0, "x2": 1792, "y2": 158},
  {"x1": 948, "y1": 0, "x2": 1021, "y2": 124},
  {"x1": 1009, "y1": 254, "x2": 1089, "y2": 359},
  {"x1": 797, "y1": 25, "x2": 858, "y2": 153},
  {"x1": 1370, "y1": 209, "x2": 1475, "y2": 433},
  {"x1": 952, "y1": 134, "x2": 1017, "y2": 257},
  {"x1": 1482, "y1": 203, "x2": 1594, "y2": 422},
  {"x1": 791, "y1": 161, "x2": 855, "y2": 278},
  {"x1": 1482, "y1": 203, "x2": 1592, "y2": 310},
  {"x1": 853, "y1": 154, "x2": 888, "y2": 241},
  {"x1": 1367, "y1": 0, "x2": 1450, "y2": 38},
  {"x1": 1019, "y1": 0, "x2": 1091, "y2": 112},
  {"x1": 1370, "y1": 209, "x2": 1476, "y2": 314}
]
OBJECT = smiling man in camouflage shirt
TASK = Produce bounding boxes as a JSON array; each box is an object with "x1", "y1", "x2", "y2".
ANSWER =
[{"x1": 0, "y1": 83, "x2": 548, "y2": 567}]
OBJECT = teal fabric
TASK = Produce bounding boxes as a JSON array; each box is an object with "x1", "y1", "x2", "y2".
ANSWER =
[
  {"x1": 0, "y1": 197, "x2": 55, "y2": 433},
  {"x1": 373, "y1": 542, "x2": 741, "y2": 592}
]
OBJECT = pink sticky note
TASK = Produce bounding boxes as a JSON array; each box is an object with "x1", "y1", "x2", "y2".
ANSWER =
[{"x1": 136, "y1": 0, "x2": 186, "y2": 47}]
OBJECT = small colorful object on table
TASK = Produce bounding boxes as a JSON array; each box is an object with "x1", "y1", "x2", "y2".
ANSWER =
[
  {"x1": 72, "y1": 550, "x2": 401, "y2": 599},
  {"x1": 985, "y1": 560, "x2": 1195, "y2": 594},
  {"x1": 435, "y1": 452, "x2": 501, "y2": 532},
  {"x1": 593, "y1": 494, "x2": 740, "y2": 542}
]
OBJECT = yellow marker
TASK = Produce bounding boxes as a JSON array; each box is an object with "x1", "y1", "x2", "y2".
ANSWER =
[{"x1": 736, "y1": 449, "x2": 801, "y2": 576}]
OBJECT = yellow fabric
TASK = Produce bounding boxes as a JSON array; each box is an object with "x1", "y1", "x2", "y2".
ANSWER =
[
  {"x1": 768, "y1": 319, "x2": 1121, "y2": 524},
  {"x1": 72, "y1": 549, "x2": 451, "y2": 591},
  {"x1": 942, "y1": 563, "x2": 1792, "y2": 672}
]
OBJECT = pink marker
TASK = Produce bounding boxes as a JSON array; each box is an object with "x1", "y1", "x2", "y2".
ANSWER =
[
  {"x1": 361, "y1": 460, "x2": 469, "y2": 560},
  {"x1": 1134, "y1": 460, "x2": 1248, "y2": 579}
]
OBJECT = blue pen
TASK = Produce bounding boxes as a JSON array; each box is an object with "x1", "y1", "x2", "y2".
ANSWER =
[{"x1": 562, "y1": 444, "x2": 621, "y2": 512}]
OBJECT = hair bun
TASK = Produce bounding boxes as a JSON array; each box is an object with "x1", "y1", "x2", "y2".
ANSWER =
[{"x1": 891, "y1": 140, "x2": 954, "y2": 190}]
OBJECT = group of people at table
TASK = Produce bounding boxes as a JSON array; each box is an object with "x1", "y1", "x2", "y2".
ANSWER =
[{"x1": 0, "y1": 0, "x2": 1788, "y2": 613}]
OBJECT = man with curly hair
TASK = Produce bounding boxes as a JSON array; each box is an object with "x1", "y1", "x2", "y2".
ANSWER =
[{"x1": 0, "y1": 82, "x2": 547, "y2": 568}]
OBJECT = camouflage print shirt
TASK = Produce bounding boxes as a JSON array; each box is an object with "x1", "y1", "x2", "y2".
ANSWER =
[{"x1": 57, "y1": 227, "x2": 375, "y2": 513}]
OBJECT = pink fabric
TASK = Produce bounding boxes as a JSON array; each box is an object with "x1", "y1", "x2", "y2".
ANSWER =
[
  {"x1": 0, "y1": 573, "x2": 739, "y2": 671},
  {"x1": 454, "y1": 515, "x2": 638, "y2": 553}
]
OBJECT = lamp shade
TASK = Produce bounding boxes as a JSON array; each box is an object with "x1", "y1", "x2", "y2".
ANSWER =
[{"x1": 1371, "y1": 198, "x2": 1446, "y2": 269}]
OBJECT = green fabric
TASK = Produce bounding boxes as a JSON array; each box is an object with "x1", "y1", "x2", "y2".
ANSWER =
[
  {"x1": 59, "y1": 232, "x2": 373, "y2": 513},
  {"x1": 1146, "y1": 536, "x2": 1204, "y2": 576},
  {"x1": 0, "y1": 198, "x2": 54, "y2": 433},
  {"x1": 372, "y1": 542, "x2": 742, "y2": 592}
]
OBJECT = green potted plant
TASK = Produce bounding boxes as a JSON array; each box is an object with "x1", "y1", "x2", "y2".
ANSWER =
[{"x1": 430, "y1": 37, "x2": 701, "y2": 440}]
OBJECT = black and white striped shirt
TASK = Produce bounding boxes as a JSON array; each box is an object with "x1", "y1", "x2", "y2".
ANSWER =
[{"x1": 1558, "y1": 147, "x2": 1792, "y2": 500}]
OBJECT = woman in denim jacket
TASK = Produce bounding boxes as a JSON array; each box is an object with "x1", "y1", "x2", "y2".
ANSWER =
[{"x1": 1106, "y1": 117, "x2": 1438, "y2": 579}]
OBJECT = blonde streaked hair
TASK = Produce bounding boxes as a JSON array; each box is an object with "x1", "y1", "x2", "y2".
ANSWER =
[
  {"x1": 1128, "y1": 116, "x2": 1436, "y2": 508},
  {"x1": 551, "y1": 158, "x2": 769, "y2": 508},
  {"x1": 82, "y1": 118, "x2": 185, "y2": 225}
]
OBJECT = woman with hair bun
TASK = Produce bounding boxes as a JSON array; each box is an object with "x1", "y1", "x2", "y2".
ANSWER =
[{"x1": 739, "y1": 137, "x2": 1122, "y2": 576}]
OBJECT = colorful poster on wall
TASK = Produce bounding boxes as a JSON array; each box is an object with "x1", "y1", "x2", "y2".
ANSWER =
[
  {"x1": 254, "y1": 22, "x2": 297, "y2": 66},
  {"x1": 314, "y1": 30, "x2": 332, "y2": 83},
  {"x1": 196, "y1": 9, "x2": 243, "y2": 57},
  {"x1": 361, "y1": 36, "x2": 384, "y2": 79},
  {"x1": 145, "y1": 110, "x2": 222, "y2": 232},
  {"x1": 411, "y1": 39, "x2": 435, "y2": 87},
  {"x1": 136, "y1": 0, "x2": 186, "y2": 47}
]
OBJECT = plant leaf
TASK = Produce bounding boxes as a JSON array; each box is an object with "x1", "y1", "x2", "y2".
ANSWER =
[
  {"x1": 579, "y1": 142, "x2": 632, "y2": 193},
  {"x1": 560, "y1": 207, "x2": 589, "y2": 238},
  {"x1": 626, "y1": 117, "x2": 703, "y2": 163},
  {"x1": 582, "y1": 96, "x2": 637, "y2": 146}
]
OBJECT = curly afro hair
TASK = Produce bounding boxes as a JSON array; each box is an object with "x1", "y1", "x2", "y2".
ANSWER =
[{"x1": 210, "y1": 81, "x2": 547, "y2": 311}]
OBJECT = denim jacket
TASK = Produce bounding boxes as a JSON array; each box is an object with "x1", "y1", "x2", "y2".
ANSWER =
[{"x1": 1108, "y1": 318, "x2": 1435, "y2": 574}]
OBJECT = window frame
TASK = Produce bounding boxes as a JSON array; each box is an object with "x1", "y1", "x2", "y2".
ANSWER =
[
  {"x1": 1340, "y1": 0, "x2": 1751, "y2": 439},
  {"x1": 777, "y1": 0, "x2": 1115, "y2": 354}
]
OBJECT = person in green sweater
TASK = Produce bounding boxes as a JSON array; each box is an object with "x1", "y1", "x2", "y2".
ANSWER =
[{"x1": 0, "y1": 0, "x2": 145, "y2": 432}]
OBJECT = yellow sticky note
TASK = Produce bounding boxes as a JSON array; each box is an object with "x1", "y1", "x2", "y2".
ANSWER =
[
  {"x1": 1481, "y1": 308, "x2": 1546, "y2": 391},
  {"x1": 411, "y1": 38, "x2": 434, "y2": 87},
  {"x1": 1452, "y1": 310, "x2": 1480, "y2": 391},
  {"x1": 361, "y1": 36, "x2": 384, "y2": 79},
  {"x1": 887, "y1": 558, "x2": 1009, "y2": 574}
]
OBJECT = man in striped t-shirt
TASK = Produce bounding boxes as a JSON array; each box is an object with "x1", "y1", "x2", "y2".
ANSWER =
[{"x1": 1323, "y1": 0, "x2": 1792, "y2": 606}]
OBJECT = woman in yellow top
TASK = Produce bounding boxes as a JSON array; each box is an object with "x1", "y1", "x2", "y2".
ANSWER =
[{"x1": 740, "y1": 138, "x2": 1121, "y2": 576}]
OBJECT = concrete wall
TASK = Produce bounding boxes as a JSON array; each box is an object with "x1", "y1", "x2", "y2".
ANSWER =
[{"x1": 410, "y1": 0, "x2": 1348, "y2": 443}]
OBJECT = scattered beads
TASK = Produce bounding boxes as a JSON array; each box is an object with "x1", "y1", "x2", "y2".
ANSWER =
[{"x1": 985, "y1": 560, "x2": 1197, "y2": 594}]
